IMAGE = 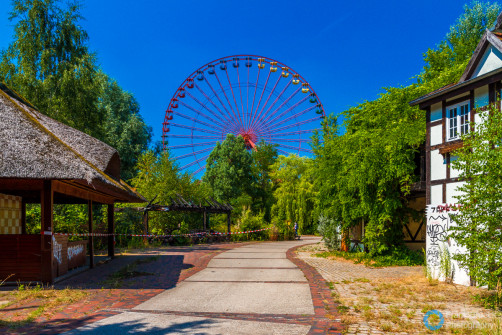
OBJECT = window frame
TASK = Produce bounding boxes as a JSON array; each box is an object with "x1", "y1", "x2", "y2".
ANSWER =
[{"x1": 446, "y1": 101, "x2": 470, "y2": 142}]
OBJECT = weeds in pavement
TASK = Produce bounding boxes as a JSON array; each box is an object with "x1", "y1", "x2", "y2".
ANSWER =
[
  {"x1": 326, "y1": 273, "x2": 500, "y2": 334},
  {"x1": 104, "y1": 256, "x2": 159, "y2": 288},
  {"x1": 0, "y1": 283, "x2": 88, "y2": 329}
]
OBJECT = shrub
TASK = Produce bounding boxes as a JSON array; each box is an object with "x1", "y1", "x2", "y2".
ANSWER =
[{"x1": 317, "y1": 214, "x2": 341, "y2": 250}]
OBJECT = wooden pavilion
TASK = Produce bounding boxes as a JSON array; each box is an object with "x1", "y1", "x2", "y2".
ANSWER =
[{"x1": 0, "y1": 83, "x2": 145, "y2": 284}]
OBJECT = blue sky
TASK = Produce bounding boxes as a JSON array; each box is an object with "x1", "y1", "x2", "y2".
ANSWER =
[{"x1": 0, "y1": 0, "x2": 476, "y2": 148}]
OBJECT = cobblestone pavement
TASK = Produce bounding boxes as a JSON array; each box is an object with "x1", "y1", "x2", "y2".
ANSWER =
[{"x1": 296, "y1": 243, "x2": 501, "y2": 335}]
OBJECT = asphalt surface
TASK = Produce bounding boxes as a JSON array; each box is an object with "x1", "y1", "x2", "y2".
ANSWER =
[{"x1": 64, "y1": 238, "x2": 319, "y2": 335}]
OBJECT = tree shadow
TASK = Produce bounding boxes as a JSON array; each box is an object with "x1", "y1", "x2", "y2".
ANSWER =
[
  {"x1": 1, "y1": 313, "x2": 218, "y2": 335},
  {"x1": 62, "y1": 317, "x2": 218, "y2": 334},
  {"x1": 55, "y1": 254, "x2": 192, "y2": 290}
]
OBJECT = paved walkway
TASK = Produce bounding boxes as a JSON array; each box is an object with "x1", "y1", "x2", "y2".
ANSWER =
[
  {"x1": 0, "y1": 243, "x2": 250, "y2": 334},
  {"x1": 63, "y1": 237, "x2": 342, "y2": 335}
]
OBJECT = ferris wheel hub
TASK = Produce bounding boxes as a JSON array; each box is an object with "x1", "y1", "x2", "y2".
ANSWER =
[
  {"x1": 239, "y1": 131, "x2": 257, "y2": 150},
  {"x1": 163, "y1": 55, "x2": 325, "y2": 174}
]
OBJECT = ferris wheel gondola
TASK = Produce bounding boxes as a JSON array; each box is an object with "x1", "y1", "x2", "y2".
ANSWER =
[{"x1": 162, "y1": 55, "x2": 326, "y2": 175}]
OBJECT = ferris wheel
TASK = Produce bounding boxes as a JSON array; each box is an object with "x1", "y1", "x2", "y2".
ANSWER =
[{"x1": 162, "y1": 55, "x2": 325, "y2": 175}]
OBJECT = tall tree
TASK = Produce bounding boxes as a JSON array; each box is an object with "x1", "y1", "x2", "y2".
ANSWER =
[
  {"x1": 250, "y1": 140, "x2": 278, "y2": 221},
  {"x1": 203, "y1": 134, "x2": 253, "y2": 203},
  {"x1": 313, "y1": 1, "x2": 499, "y2": 255},
  {"x1": 100, "y1": 76, "x2": 152, "y2": 181},
  {"x1": 0, "y1": 0, "x2": 105, "y2": 138},
  {"x1": 420, "y1": 1, "x2": 500, "y2": 87},
  {"x1": 270, "y1": 154, "x2": 317, "y2": 234},
  {"x1": 0, "y1": 0, "x2": 152, "y2": 180}
]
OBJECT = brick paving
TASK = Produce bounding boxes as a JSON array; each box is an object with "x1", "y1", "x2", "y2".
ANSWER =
[
  {"x1": 0, "y1": 242, "x2": 251, "y2": 335},
  {"x1": 0, "y1": 239, "x2": 344, "y2": 334},
  {"x1": 0, "y1": 239, "x2": 351, "y2": 335},
  {"x1": 95, "y1": 238, "x2": 343, "y2": 334},
  {"x1": 286, "y1": 243, "x2": 344, "y2": 335}
]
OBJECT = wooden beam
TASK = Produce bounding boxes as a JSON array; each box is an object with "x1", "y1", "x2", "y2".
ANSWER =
[
  {"x1": 53, "y1": 180, "x2": 114, "y2": 204},
  {"x1": 143, "y1": 211, "x2": 149, "y2": 244},
  {"x1": 88, "y1": 200, "x2": 94, "y2": 269},
  {"x1": 418, "y1": 70, "x2": 502, "y2": 109},
  {"x1": 0, "y1": 179, "x2": 43, "y2": 191},
  {"x1": 40, "y1": 180, "x2": 53, "y2": 284},
  {"x1": 459, "y1": 31, "x2": 489, "y2": 82},
  {"x1": 21, "y1": 199, "x2": 26, "y2": 234},
  {"x1": 107, "y1": 204, "x2": 115, "y2": 259}
]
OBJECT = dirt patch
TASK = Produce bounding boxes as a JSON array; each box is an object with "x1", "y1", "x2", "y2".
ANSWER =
[{"x1": 297, "y1": 243, "x2": 502, "y2": 334}]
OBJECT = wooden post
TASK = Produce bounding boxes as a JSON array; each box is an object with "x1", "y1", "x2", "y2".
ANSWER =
[
  {"x1": 88, "y1": 200, "x2": 94, "y2": 269},
  {"x1": 107, "y1": 204, "x2": 114, "y2": 259},
  {"x1": 143, "y1": 211, "x2": 148, "y2": 245},
  {"x1": 21, "y1": 199, "x2": 26, "y2": 234},
  {"x1": 40, "y1": 180, "x2": 53, "y2": 284},
  {"x1": 203, "y1": 210, "x2": 207, "y2": 231}
]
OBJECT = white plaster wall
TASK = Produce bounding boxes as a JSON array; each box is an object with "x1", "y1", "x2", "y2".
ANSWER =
[
  {"x1": 430, "y1": 103, "x2": 442, "y2": 122},
  {"x1": 474, "y1": 85, "x2": 489, "y2": 108},
  {"x1": 430, "y1": 125, "x2": 442, "y2": 146},
  {"x1": 450, "y1": 156, "x2": 461, "y2": 179},
  {"x1": 430, "y1": 149, "x2": 446, "y2": 181},
  {"x1": 430, "y1": 185, "x2": 443, "y2": 205},
  {"x1": 475, "y1": 112, "x2": 482, "y2": 125},
  {"x1": 472, "y1": 46, "x2": 502, "y2": 78},
  {"x1": 446, "y1": 181, "x2": 466, "y2": 204},
  {"x1": 426, "y1": 205, "x2": 471, "y2": 286}
]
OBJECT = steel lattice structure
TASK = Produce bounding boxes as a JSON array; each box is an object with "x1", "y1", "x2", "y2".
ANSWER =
[{"x1": 162, "y1": 55, "x2": 325, "y2": 175}]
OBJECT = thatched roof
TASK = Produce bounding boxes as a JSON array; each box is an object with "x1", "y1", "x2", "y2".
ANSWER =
[{"x1": 0, "y1": 83, "x2": 144, "y2": 203}]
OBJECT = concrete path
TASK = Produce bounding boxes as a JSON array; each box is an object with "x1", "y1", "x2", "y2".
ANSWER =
[{"x1": 64, "y1": 237, "x2": 321, "y2": 335}]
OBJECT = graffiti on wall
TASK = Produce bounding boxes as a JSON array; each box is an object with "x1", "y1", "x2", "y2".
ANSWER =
[
  {"x1": 426, "y1": 204, "x2": 471, "y2": 286},
  {"x1": 426, "y1": 215, "x2": 449, "y2": 246},
  {"x1": 68, "y1": 244, "x2": 84, "y2": 261},
  {"x1": 52, "y1": 236, "x2": 62, "y2": 265},
  {"x1": 426, "y1": 203, "x2": 451, "y2": 268}
]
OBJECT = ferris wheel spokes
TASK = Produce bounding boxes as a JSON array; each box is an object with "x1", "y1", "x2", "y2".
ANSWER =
[{"x1": 163, "y1": 55, "x2": 326, "y2": 175}]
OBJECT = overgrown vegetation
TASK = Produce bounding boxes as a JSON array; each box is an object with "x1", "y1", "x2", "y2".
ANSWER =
[
  {"x1": 0, "y1": 283, "x2": 88, "y2": 328},
  {"x1": 315, "y1": 247, "x2": 423, "y2": 267},
  {"x1": 314, "y1": 1, "x2": 500, "y2": 259},
  {"x1": 451, "y1": 104, "x2": 502, "y2": 309}
]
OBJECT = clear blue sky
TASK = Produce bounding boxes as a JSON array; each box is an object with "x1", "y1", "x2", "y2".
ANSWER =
[{"x1": 0, "y1": 0, "x2": 477, "y2": 146}]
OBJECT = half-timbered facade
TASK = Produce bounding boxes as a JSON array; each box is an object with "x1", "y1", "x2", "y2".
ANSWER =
[
  {"x1": 410, "y1": 15, "x2": 502, "y2": 206},
  {"x1": 409, "y1": 15, "x2": 502, "y2": 285}
]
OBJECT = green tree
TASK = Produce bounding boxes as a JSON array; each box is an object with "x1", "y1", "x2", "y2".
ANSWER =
[
  {"x1": 203, "y1": 134, "x2": 253, "y2": 203},
  {"x1": 130, "y1": 150, "x2": 206, "y2": 234},
  {"x1": 450, "y1": 104, "x2": 502, "y2": 291},
  {"x1": 250, "y1": 140, "x2": 278, "y2": 222},
  {"x1": 100, "y1": 76, "x2": 152, "y2": 181},
  {"x1": 421, "y1": 1, "x2": 500, "y2": 85},
  {"x1": 0, "y1": 0, "x2": 152, "y2": 181},
  {"x1": 0, "y1": 0, "x2": 105, "y2": 138},
  {"x1": 313, "y1": 1, "x2": 499, "y2": 256},
  {"x1": 270, "y1": 154, "x2": 317, "y2": 235}
]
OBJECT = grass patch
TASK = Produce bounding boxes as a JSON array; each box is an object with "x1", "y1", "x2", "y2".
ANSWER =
[
  {"x1": 315, "y1": 246, "x2": 424, "y2": 267},
  {"x1": 0, "y1": 284, "x2": 89, "y2": 329}
]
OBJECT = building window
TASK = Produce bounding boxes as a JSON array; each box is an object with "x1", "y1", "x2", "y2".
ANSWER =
[{"x1": 447, "y1": 102, "x2": 470, "y2": 141}]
